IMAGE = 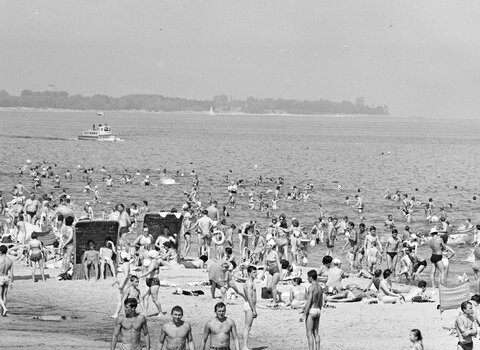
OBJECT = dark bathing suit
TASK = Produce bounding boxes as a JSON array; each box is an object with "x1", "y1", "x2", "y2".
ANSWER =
[
  {"x1": 430, "y1": 254, "x2": 442, "y2": 264},
  {"x1": 387, "y1": 252, "x2": 397, "y2": 259},
  {"x1": 267, "y1": 260, "x2": 279, "y2": 276},
  {"x1": 210, "y1": 347, "x2": 231, "y2": 350},
  {"x1": 458, "y1": 342, "x2": 473, "y2": 350},
  {"x1": 146, "y1": 277, "x2": 160, "y2": 287}
]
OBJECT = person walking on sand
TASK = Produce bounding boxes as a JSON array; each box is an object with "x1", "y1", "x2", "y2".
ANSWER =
[
  {"x1": 303, "y1": 269, "x2": 323, "y2": 350},
  {"x1": 200, "y1": 302, "x2": 240, "y2": 350},
  {"x1": 140, "y1": 255, "x2": 166, "y2": 317},
  {"x1": 157, "y1": 306, "x2": 195, "y2": 350},
  {"x1": 242, "y1": 266, "x2": 258, "y2": 350},
  {"x1": 111, "y1": 298, "x2": 150, "y2": 350},
  {"x1": 0, "y1": 245, "x2": 14, "y2": 316}
]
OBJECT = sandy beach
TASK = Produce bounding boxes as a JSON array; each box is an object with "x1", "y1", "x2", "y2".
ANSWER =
[{"x1": 0, "y1": 261, "x2": 465, "y2": 350}]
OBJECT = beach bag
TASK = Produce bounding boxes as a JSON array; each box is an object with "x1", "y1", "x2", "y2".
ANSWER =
[{"x1": 261, "y1": 287, "x2": 273, "y2": 299}]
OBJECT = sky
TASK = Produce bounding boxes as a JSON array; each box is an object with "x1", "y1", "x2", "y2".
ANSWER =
[{"x1": 1, "y1": 0, "x2": 480, "y2": 118}]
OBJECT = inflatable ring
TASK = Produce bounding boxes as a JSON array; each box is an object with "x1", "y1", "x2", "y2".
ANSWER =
[
  {"x1": 415, "y1": 201, "x2": 422, "y2": 206},
  {"x1": 212, "y1": 230, "x2": 225, "y2": 245}
]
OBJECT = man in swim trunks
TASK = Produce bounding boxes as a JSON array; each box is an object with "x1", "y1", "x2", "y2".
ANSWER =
[
  {"x1": 455, "y1": 301, "x2": 477, "y2": 350},
  {"x1": 0, "y1": 245, "x2": 14, "y2": 316},
  {"x1": 242, "y1": 266, "x2": 257, "y2": 350},
  {"x1": 158, "y1": 305, "x2": 195, "y2": 350},
  {"x1": 197, "y1": 210, "x2": 214, "y2": 259},
  {"x1": 429, "y1": 227, "x2": 446, "y2": 289},
  {"x1": 111, "y1": 298, "x2": 150, "y2": 350},
  {"x1": 352, "y1": 195, "x2": 364, "y2": 213},
  {"x1": 303, "y1": 270, "x2": 323, "y2": 350},
  {"x1": 23, "y1": 193, "x2": 39, "y2": 224},
  {"x1": 384, "y1": 229, "x2": 401, "y2": 276},
  {"x1": 200, "y1": 302, "x2": 240, "y2": 350}
]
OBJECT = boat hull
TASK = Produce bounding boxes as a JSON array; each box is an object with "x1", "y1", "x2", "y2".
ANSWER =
[{"x1": 78, "y1": 135, "x2": 118, "y2": 141}]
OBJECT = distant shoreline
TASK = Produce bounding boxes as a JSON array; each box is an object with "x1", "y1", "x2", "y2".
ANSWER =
[{"x1": 0, "y1": 107, "x2": 389, "y2": 118}]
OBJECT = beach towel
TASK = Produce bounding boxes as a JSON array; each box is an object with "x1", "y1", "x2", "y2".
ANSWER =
[
  {"x1": 37, "y1": 230, "x2": 57, "y2": 246},
  {"x1": 439, "y1": 280, "x2": 471, "y2": 312}
]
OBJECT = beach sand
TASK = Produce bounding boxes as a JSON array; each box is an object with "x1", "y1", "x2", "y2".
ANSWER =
[{"x1": 1, "y1": 262, "x2": 463, "y2": 350}]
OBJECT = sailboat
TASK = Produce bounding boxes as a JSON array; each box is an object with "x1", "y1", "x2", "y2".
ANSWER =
[{"x1": 209, "y1": 106, "x2": 215, "y2": 115}]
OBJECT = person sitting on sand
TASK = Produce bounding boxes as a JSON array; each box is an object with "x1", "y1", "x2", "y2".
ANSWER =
[
  {"x1": 82, "y1": 240, "x2": 99, "y2": 281},
  {"x1": 404, "y1": 280, "x2": 432, "y2": 302},
  {"x1": 364, "y1": 269, "x2": 382, "y2": 294},
  {"x1": 28, "y1": 232, "x2": 45, "y2": 282},
  {"x1": 285, "y1": 277, "x2": 307, "y2": 309},
  {"x1": 409, "y1": 328, "x2": 424, "y2": 350},
  {"x1": 99, "y1": 238, "x2": 117, "y2": 279},
  {"x1": 326, "y1": 258, "x2": 348, "y2": 293},
  {"x1": 377, "y1": 269, "x2": 404, "y2": 304}
]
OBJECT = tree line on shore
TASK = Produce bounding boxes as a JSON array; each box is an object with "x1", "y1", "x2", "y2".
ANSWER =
[{"x1": 0, "y1": 89, "x2": 388, "y2": 115}]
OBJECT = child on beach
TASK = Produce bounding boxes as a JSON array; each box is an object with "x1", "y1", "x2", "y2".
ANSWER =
[
  {"x1": 409, "y1": 329, "x2": 424, "y2": 350},
  {"x1": 111, "y1": 252, "x2": 132, "y2": 318}
]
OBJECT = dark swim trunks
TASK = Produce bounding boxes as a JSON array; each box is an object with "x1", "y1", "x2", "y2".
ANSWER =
[
  {"x1": 210, "y1": 347, "x2": 231, "y2": 350},
  {"x1": 430, "y1": 254, "x2": 442, "y2": 264},
  {"x1": 458, "y1": 342, "x2": 473, "y2": 350},
  {"x1": 27, "y1": 211, "x2": 36, "y2": 218},
  {"x1": 146, "y1": 277, "x2": 160, "y2": 288},
  {"x1": 387, "y1": 252, "x2": 397, "y2": 260}
]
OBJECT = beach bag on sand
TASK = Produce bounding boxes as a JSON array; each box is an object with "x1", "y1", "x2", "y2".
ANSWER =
[{"x1": 261, "y1": 287, "x2": 273, "y2": 299}]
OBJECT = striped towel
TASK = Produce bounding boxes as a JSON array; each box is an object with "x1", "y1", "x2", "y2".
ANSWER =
[{"x1": 439, "y1": 280, "x2": 471, "y2": 312}]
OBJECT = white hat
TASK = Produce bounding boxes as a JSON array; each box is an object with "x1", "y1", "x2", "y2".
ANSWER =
[
  {"x1": 85, "y1": 201, "x2": 90, "y2": 205},
  {"x1": 184, "y1": 212, "x2": 191, "y2": 218},
  {"x1": 332, "y1": 258, "x2": 342, "y2": 265},
  {"x1": 267, "y1": 239, "x2": 276, "y2": 247},
  {"x1": 26, "y1": 159, "x2": 31, "y2": 164},
  {"x1": 410, "y1": 233, "x2": 418, "y2": 239},
  {"x1": 66, "y1": 195, "x2": 71, "y2": 199},
  {"x1": 182, "y1": 204, "x2": 189, "y2": 210},
  {"x1": 146, "y1": 175, "x2": 149, "y2": 179},
  {"x1": 430, "y1": 227, "x2": 438, "y2": 234}
]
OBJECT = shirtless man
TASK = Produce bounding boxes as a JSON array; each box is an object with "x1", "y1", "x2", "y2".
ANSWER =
[
  {"x1": 24, "y1": 193, "x2": 39, "y2": 224},
  {"x1": 140, "y1": 255, "x2": 165, "y2": 316},
  {"x1": 200, "y1": 302, "x2": 240, "y2": 350},
  {"x1": 242, "y1": 266, "x2": 257, "y2": 350},
  {"x1": 352, "y1": 195, "x2": 364, "y2": 213},
  {"x1": 157, "y1": 306, "x2": 195, "y2": 350},
  {"x1": 429, "y1": 227, "x2": 446, "y2": 288},
  {"x1": 111, "y1": 298, "x2": 150, "y2": 350},
  {"x1": 197, "y1": 210, "x2": 214, "y2": 259},
  {"x1": 384, "y1": 229, "x2": 401, "y2": 276},
  {"x1": 0, "y1": 245, "x2": 14, "y2": 316},
  {"x1": 206, "y1": 201, "x2": 220, "y2": 223},
  {"x1": 303, "y1": 270, "x2": 323, "y2": 350}
]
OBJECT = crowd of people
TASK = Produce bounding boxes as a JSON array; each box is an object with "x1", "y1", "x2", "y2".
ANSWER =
[{"x1": 2, "y1": 158, "x2": 480, "y2": 349}]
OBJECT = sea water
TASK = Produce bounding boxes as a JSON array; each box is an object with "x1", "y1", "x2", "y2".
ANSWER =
[{"x1": 1, "y1": 110, "x2": 480, "y2": 285}]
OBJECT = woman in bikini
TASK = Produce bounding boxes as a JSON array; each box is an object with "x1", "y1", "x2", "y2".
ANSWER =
[
  {"x1": 133, "y1": 225, "x2": 154, "y2": 265},
  {"x1": 28, "y1": 232, "x2": 45, "y2": 282},
  {"x1": 262, "y1": 240, "x2": 282, "y2": 305}
]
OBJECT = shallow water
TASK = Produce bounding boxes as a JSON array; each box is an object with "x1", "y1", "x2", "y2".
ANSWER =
[{"x1": 2, "y1": 110, "x2": 480, "y2": 285}]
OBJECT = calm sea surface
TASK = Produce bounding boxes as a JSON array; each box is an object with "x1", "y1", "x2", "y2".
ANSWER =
[{"x1": 1, "y1": 110, "x2": 480, "y2": 285}]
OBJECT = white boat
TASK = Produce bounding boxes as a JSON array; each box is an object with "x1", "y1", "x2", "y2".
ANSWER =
[{"x1": 78, "y1": 111, "x2": 119, "y2": 141}]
